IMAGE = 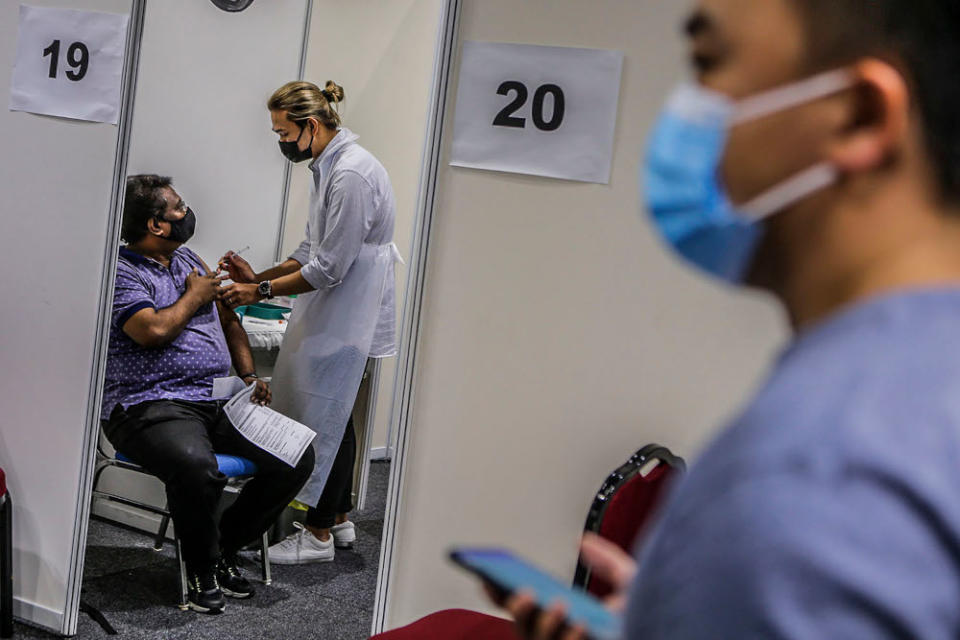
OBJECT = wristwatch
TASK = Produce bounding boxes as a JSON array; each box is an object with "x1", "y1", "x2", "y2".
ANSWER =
[{"x1": 257, "y1": 280, "x2": 273, "y2": 300}]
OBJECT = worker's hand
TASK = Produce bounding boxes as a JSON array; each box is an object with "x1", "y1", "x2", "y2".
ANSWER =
[
  {"x1": 246, "y1": 378, "x2": 271, "y2": 406},
  {"x1": 219, "y1": 282, "x2": 261, "y2": 308},
  {"x1": 485, "y1": 533, "x2": 635, "y2": 640},
  {"x1": 218, "y1": 251, "x2": 257, "y2": 284},
  {"x1": 185, "y1": 268, "x2": 225, "y2": 305}
]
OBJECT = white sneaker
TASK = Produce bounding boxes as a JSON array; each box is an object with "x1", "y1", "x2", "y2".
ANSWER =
[
  {"x1": 331, "y1": 521, "x2": 356, "y2": 549},
  {"x1": 265, "y1": 522, "x2": 334, "y2": 565}
]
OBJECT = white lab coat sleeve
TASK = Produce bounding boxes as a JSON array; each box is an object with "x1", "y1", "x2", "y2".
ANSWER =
[
  {"x1": 288, "y1": 228, "x2": 311, "y2": 266},
  {"x1": 299, "y1": 170, "x2": 373, "y2": 290}
]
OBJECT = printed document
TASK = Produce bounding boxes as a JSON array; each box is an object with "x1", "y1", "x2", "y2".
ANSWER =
[{"x1": 222, "y1": 382, "x2": 315, "y2": 467}]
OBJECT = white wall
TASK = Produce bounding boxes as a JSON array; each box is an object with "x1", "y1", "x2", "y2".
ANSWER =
[
  {"x1": 126, "y1": 0, "x2": 308, "y2": 269},
  {"x1": 281, "y1": 0, "x2": 446, "y2": 454},
  {"x1": 382, "y1": 0, "x2": 787, "y2": 628},
  {"x1": 0, "y1": 0, "x2": 132, "y2": 632}
]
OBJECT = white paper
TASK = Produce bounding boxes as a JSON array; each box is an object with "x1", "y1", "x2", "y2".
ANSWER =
[
  {"x1": 212, "y1": 375, "x2": 248, "y2": 399},
  {"x1": 9, "y1": 5, "x2": 129, "y2": 124},
  {"x1": 223, "y1": 383, "x2": 316, "y2": 468},
  {"x1": 450, "y1": 41, "x2": 624, "y2": 184}
]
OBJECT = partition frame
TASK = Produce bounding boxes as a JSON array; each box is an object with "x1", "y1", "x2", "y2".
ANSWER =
[
  {"x1": 371, "y1": 0, "x2": 463, "y2": 632},
  {"x1": 62, "y1": 0, "x2": 146, "y2": 635},
  {"x1": 273, "y1": 0, "x2": 314, "y2": 264}
]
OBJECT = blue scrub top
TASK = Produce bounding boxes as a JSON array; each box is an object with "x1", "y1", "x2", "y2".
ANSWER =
[{"x1": 626, "y1": 288, "x2": 960, "y2": 639}]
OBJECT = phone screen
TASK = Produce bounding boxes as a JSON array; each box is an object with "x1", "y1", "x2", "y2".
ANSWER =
[{"x1": 450, "y1": 547, "x2": 622, "y2": 640}]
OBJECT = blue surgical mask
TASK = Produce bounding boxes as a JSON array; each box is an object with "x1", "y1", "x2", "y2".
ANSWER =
[{"x1": 643, "y1": 70, "x2": 851, "y2": 283}]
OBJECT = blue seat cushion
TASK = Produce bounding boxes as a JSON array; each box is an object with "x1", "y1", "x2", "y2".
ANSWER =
[{"x1": 114, "y1": 452, "x2": 258, "y2": 477}]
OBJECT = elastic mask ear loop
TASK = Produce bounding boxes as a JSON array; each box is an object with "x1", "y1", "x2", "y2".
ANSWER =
[
  {"x1": 731, "y1": 69, "x2": 854, "y2": 125},
  {"x1": 739, "y1": 164, "x2": 838, "y2": 221},
  {"x1": 301, "y1": 120, "x2": 315, "y2": 151},
  {"x1": 730, "y1": 69, "x2": 854, "y2": 220}
]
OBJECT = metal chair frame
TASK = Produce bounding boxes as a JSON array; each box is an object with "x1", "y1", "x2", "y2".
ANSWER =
[
  {"x1": 91, "y1": 440, "x2": 271, "y2": 610},
  {"x1": 573, "y1": 443, "x2": 685, "y2": 591}
]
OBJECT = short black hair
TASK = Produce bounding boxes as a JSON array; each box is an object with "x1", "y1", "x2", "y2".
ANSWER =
[
  {"x1": 122, "y1": 174, "x2": 172, "y2": 244},
  {"x1": 792, "y1": 1, "x2": 960, "y2": 204}
]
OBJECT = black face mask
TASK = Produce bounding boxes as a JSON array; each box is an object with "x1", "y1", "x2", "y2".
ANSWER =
[
  {"x1": 278, "y1": 122, "x2": 315, "y2": 163},
  {"x1": 161, "y1": 207, "x2": 197, "y2": 244}
]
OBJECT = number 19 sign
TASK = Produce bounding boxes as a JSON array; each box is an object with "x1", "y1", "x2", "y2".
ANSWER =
[
  {"x1": 450, "y1": 42, "x2": 624, "y2": 184},
  {"x1": 9, "y1": 5, "x2": 129, "y2": 125}
]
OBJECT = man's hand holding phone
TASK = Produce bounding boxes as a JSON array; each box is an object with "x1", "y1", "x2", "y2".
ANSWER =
[{"x1": 486, "y1": 534, "x2": 637, "y2": 640}]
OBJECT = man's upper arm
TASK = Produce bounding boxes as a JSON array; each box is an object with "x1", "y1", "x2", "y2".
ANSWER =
[
  {"x1": 113, "y1": 263, "x2": 156, "y2": 337},
  {"x1": 627, "y1": 466, "x2": 960, "y2": 639},
  {"x1": 217, "y1": 298, "x2": 242, "y2": 331}
]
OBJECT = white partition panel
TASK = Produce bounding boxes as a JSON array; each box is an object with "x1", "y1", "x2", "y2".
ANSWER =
[
  {"x1": 376, "y1": 0, "x2": 788, "y2": 630},
  {"x1": 0, "y1": 0, "x2": 136, "y2": 633},
  {"x1": 125, "y1": 0, "x2": 309, "y2": 269}
]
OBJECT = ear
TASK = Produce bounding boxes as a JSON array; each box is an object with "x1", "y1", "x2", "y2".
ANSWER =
[
  {"x1": 146, "y1": 216, "x2": 166, "y2": 237},
  {"x1": 306, "y1": 117, "x2": 320, "y2": 135},
  {"x1": 827, "y1": 58, "x2": 910, "y2": 173}
]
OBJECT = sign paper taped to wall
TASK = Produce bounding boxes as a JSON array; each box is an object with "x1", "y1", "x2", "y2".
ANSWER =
[
  {"x1": 9, "y1": 4, "x2": 129, "y2": 124},
  {"x1": 450, "y1": 41, "x2": 624, "y2": 184}
]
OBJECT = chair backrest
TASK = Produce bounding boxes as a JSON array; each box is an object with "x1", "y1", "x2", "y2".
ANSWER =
[
  {"x1": 0, "y1": 466, "x2": 5, "y2": 498},
  {"x1": 573, "y1": 443, "x2": 685, "y2": 598}
]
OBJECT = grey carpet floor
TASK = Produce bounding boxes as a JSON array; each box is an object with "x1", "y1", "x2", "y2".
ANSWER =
[{"x1": 14, "y1": 461, "x2": 390, "y2": 640}]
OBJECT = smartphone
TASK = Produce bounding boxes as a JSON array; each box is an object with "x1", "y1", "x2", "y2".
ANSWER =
[{"x1": 449, "y1": 547, "x2": 622, "y2": 640}]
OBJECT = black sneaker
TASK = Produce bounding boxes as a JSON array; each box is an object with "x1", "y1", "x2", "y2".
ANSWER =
[
  {"x1": 187, "y1": 569, "x2": 225, "y2": 614},
  {"x1": 217, "y1": 555, "x2": 254, "y2": 599}
]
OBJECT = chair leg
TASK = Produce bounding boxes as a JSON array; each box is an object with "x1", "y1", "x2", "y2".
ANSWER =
[
  {"x1": 260, "y1": 531, "x2": 271, "y2": 585},
  {"x1": 175, "y1": 538, "x2": 189, "y2": 611},
  {"x1": 154, "y1": 512, "x2": 171, "y2": 552},
  {"x1": 0, "y1": 495, "x2": 13, "y2": 639}
]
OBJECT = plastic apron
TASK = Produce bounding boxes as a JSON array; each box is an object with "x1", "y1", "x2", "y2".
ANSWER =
[{"x1": 270, "y1": 240, "x2": 401, "y2": 505}]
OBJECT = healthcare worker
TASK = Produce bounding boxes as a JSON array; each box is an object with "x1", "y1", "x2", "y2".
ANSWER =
[
  {"x1": 219, "y1": 80, "x2": 400, "y2": 564},
  {"x1": 494, "y1": 0, "x2": 960, "y2": 638}
]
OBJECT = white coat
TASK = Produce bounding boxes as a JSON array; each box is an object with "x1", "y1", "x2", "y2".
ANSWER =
[{"x1": 271, "y1": 128, "x2": 401, "y2": 505}]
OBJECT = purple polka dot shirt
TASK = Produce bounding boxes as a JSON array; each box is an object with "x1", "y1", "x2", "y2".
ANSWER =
[{"x1": 101, "y1": 246, "x2": 231, "y2": 421}]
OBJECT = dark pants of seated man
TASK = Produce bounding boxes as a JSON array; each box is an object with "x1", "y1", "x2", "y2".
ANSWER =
[{"x1": 105, "y1": 398, "x2": 315, "y2": 574}]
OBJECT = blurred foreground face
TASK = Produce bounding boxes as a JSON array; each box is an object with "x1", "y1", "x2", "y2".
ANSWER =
[
  {"x1": 690, "y1": 0, "x2": 827, "y2": 205},
  {"x1": 644, "y1": 0, "x2": 860, "y2": 288}
]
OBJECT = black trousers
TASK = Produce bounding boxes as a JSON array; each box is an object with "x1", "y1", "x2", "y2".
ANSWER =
[
  {"x1": 105, "y1": 399, "x2": 315, "y2": 574},
  {"x1": 305, "y1": 414, "x2": 356, "y2": 530}
]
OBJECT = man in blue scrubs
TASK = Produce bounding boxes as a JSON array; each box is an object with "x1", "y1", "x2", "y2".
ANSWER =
[{"x1": 501, "y1": 0, "x2": 960, "y2": 637}]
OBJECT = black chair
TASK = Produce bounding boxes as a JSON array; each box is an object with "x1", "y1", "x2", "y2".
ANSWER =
[
  {"x1": 91, "y1": 439, "x2": 271, "y2": 610},
  {"x1": 1, "y1": 466, "x2": 12, "y2": 638}
]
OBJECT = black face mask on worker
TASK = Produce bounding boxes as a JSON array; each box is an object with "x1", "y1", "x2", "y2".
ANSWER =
[
  {"x1": 278, "y1": 121, "x2": 315, "y2": 163},
  {"x1": 160, "y1": 207, "x2": 197, "y2": 244}
]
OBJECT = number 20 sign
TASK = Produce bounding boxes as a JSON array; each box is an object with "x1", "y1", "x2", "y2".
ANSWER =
[
  {"x1": 9, "y1": 5, "x2": 129, "y2": 125},
  {"x1": 450, "y1": 42, "x2": 624, "y2": 184}
]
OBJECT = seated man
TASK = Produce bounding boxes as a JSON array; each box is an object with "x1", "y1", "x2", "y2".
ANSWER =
[{"x1": 101, "y1": 174, "x2": 314, "y2": 614}]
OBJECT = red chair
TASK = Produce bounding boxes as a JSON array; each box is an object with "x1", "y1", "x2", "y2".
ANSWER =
[
  {"x1": 574, "y1": 443, "x2": 685, "y2": 598},
  {"x1": 372, "y1": 444, "x2": 685, "y2": 639},
  {"x1": 1, "y1": 466, "x2": 12, "y2": 638},
  {"x1": 373, "y1": 609, "x2": 516, "y2": 640}
]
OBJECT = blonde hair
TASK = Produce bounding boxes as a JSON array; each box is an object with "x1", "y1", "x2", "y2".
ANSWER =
[{"x1": 267, "y1": 80, "x2": 345, "y2": 130}]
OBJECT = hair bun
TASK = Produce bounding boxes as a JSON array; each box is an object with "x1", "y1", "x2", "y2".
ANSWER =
[{"x1": 323, "y1": 80, "x2": 345, "y2": 104}]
